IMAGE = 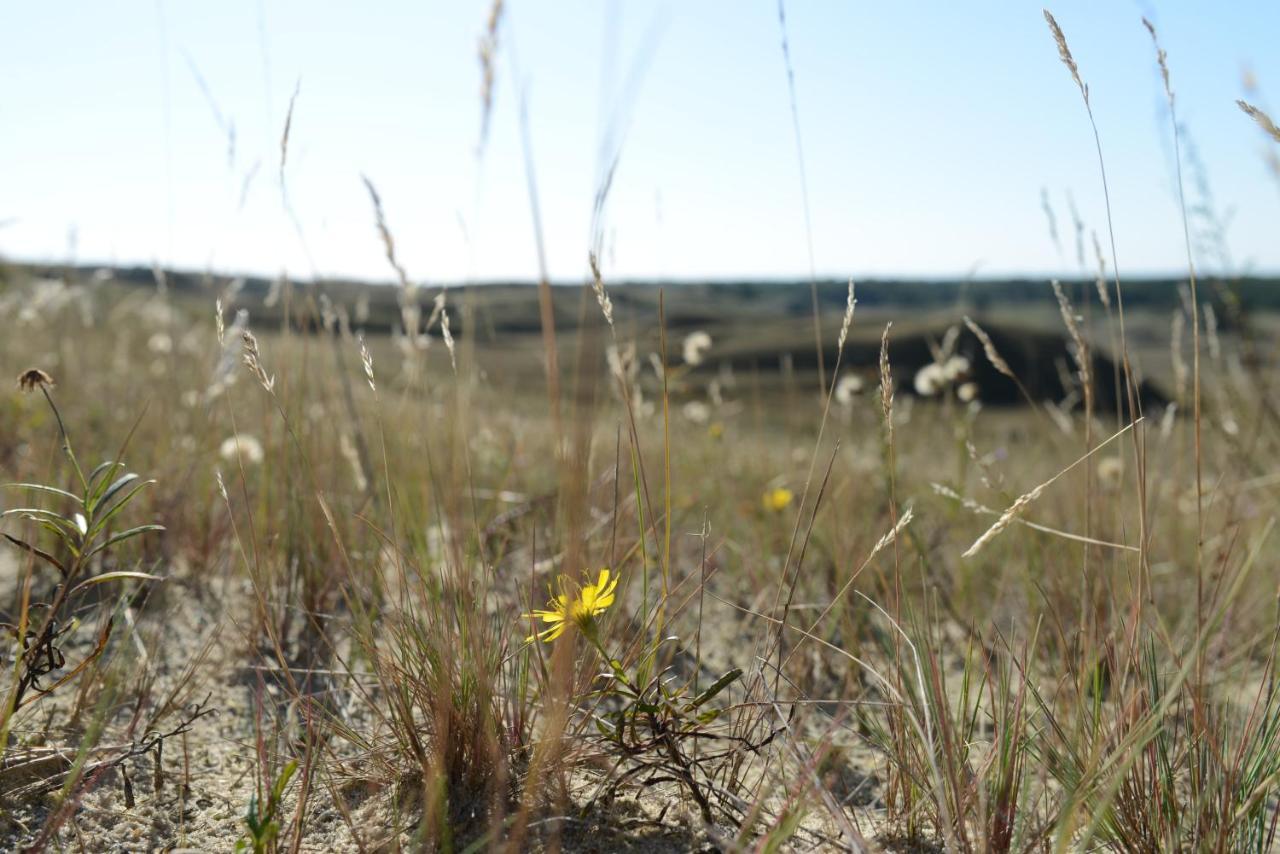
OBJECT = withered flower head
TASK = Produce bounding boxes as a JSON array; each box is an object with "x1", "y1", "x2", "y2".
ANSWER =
[{"x1": 17, "y1": 368, "x2": 54, "y2": 393}]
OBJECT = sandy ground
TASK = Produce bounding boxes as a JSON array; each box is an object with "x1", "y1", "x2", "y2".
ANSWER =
[{"x1": 0, "y1": 559, "x2": 897, "y2": 851}]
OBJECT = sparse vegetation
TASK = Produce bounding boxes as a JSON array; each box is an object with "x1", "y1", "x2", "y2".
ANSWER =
[{"x1": 2, "y1": 6, "x2": 1280, "y2": 853}]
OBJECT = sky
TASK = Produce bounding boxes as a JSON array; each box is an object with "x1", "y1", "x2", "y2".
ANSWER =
[{"x1": 1, "y1": 1, "x2": 1278, "y2": 285}]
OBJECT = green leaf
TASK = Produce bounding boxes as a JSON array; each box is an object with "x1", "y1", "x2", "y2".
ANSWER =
[
  {"x1": 271, "y1": 760, "x2": 299, "y2": 804},
  {"x1": 2, "y1": 507, "x2": 72, "y2": 524},
  {"x1": 36, "y1": 519, "x2": 80, "y2": 552},
  {"x1": 3, "y1": 508, "x2": 79, "y2": 542},
  {"x1": 86, "y1": 480, "x2": 155, "y2": 540},
  {"x1": 687, "y1": 667, "x2": 743, "y2": 710},
  {"x1": 83, "y1": 525, "x2": 165, "y2": 560},
  {"x1": 87, "y1": 460, "x2": 124, "y2": 491},
  {"x1": 88, "y1": 472, "x2": 139, "y2": 515},
  {"x1": 1, "y1": 483, "x2": 82, "y2": 504},
  {"x1": 69, "y1": 571, "x2": 164, "y2": 596},
  {"x1": 86, "y1": 462, "x2": 129, "y2": 511}
]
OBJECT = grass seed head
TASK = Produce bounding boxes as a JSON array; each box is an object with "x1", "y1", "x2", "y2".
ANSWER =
[
  {"x1": 1043, "y1": 9, "x2": 1087, "y2": 103},
  {"x1": 588, "y1": 252, "x2": 615, "y2": 330},
  {"x1": 441, "y1": 308, "x2": 457, "y2": 372},
  {"x1": 837, "y1": 279, "x2": 856, "y2": 354},
  {"x1": 241, "y1": 330, "x2": 275, "y2": 393},
  {"x1": 963, "y1": 316, "x2": 1016, "y2": 381},
  {"x1": 358, "y1": 335, "x2": 376, "y2": 392},
  {"x1": 1238, "y1": 100, "x2": 1280, "y2": 143}
]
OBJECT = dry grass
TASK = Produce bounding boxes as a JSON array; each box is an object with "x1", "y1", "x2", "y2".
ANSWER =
[{"x1": 1, "y1": 7, "x2": 1280, "y2": 854}]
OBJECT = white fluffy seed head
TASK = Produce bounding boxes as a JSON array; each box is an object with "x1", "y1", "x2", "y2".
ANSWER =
[
  {"x1": 681, "y1": 400, "x2": 711, "y2": 424},
  {"x1": 835, "y1": 374, "x2": 864, "y2": 405},
  {"x1": 220, "y1": 434, "x2": 264, "y2": 465},
  {"x1": 682, "y1": 331, "x2": 712, "y2": 367},
  {"x1": 914, "y1": 363, "x2": 946, "y2": 397}
]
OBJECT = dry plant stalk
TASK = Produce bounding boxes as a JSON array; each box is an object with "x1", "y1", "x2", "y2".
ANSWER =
[
  {"x1": 1171, "y1": 309, "x2": 1188, "y2": 403},
  {"x1": 878, "y1": 322, "x2": 894, "y2": 434},
  {"x1": 1044, "y1": 10, "x2": 1086, "y2": 102},
  {"x1": 963, "y1": 316, "x2": 1015, "y2": 381},
  {"x1": 962, "y1": 417, "x2": 1139, "y2": 558},
  {"x1": 361, "y1": 175, "x2": 411, "y2": 292},
  {"x1": 241, "y1": 330, "x2": 275, "y2": 393},
  {"x1": 441, "y1": 308, "x2": 457, "y2": 373},
  {"x1": 1090, "y1": 231, "x2": 1111, "y2": 309},
  {"x1": 279, "y1": 80, "x2": 301, "y2": 193},
  {"x1": 358, "y1": 335, "x2": 376, "y2": 392},
  {"x1": 1147, "y1": 14, "x2": 1205, "y2": 632},
  {"x1": 1051, "y1": 280, "x2": 1090, "y2": 393},
  {"x1": 588, "y1": 252, "x2": 615, "y2": 331},
  {"x1": 1238, "y1": 100, "x2": 1280, "y2": 143},
  {"x1": 837, "y1": 278, "x2": 856, "y2": 354},
  {"x1": 476, "y1": 0, "x2": 505, "y2": 151}
]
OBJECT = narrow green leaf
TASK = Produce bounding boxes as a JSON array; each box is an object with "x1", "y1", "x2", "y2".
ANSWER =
[
  {"x1": 88, "y1": 472, "x2": 139, "y2": 515},
  {"x1": 271, "y1": 760, "x2": 299, "y2": 803},
  {"x1": 68, "y1": 570, "x2": 164, "y2": 596},
  {"x1": 688, "y1": 667, "x2": 743, "y2": 710},
  {"x1": 86, "y1": 480, "x2": 155, "y2": 540},
  {"x1": 87, "y1": 460, "x2": 123, "y2": 488},
  {"x1": 83, "y1": 524, "x2": 165, "y2": 560},
  {"x1": 1, "y1": 483, "x2": 82, "y2": 504},
  {"x1": 3, "y1": 508, "x2": 79, "y2": 540}
]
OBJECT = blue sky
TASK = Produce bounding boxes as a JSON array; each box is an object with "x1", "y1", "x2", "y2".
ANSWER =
[{"x1": 1, "y1": 2, "x2": 1277, "y2": 284}]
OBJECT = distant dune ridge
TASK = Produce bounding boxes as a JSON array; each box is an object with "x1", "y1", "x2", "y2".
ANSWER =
[{"x1": 7, "y1": 263, "x2": 1259, "y2": 411}]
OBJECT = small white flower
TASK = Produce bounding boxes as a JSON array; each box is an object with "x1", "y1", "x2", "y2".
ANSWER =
[
  {"x1": 914, "y1": 363, "x2": 947, "y2": 397},
  {"x1": 73, "y1": 513, "x2": 88, "y2": 536},
  {"x1": 682, "y1": 401, "x2": 711, "y2": 424},
  {"x1": 942, "y1": 355, "x2": 970, "y2": 382},
  {"x1": 147, "y1": 332, "x2": 173, "y2": 354},
  {"x1": 220, "y1": 435, "x2": 264, "y2": 465},
  {"x1": 682, "y1": 331, "x2": 712, "y2": 367},
  {"x1": 835, "y1": 374, "x2": 864, "y2": 406},
  {"x1": 957, "y1": 381, "x2": 979, "y2": 403},
  {"x1": 1097, "y1": 456, "x2": 1124, "y2": 490}
]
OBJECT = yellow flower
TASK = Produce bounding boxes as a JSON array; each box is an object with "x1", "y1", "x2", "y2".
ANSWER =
[
  {"x1": 763, "y1": 486, "x2": 794, "y2": 512},
  {"x1": 707, "y1": 422, "x2": 724, "y2": 440},
  {"x1": 526, "y1": 568, "x2": 620, "y2": 643}
]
